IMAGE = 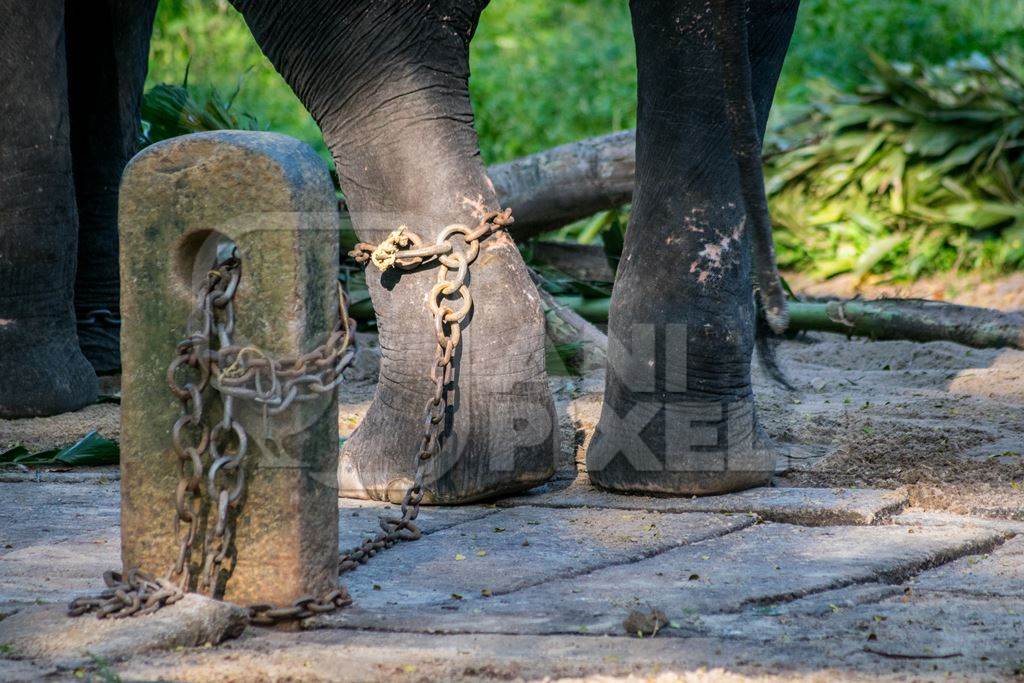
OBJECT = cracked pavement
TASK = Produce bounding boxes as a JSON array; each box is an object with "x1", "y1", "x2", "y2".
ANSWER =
[{"x1": 1, "y1": 471, "x2": 1022, "y2": 681}]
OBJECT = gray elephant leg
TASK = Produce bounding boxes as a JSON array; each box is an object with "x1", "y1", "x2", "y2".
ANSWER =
[
  {"x1": 0, "y1": 0, "x2": 97, "y2": 417},
  {"x1": 233, "y1": 0, "x2": 557, "y2": 503},
  {"x1": 67, "y1": 0, "x2": 158, "y2": 374},
  {"x1": 585, "y1": 0, "x2": 798, "y2": 494}
]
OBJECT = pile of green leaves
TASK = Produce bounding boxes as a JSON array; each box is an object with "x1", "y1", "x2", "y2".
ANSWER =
[
  {"x1": 141, "y1": 73, "x2": 263, "y2": 146},
  {"x1": 146, "y1": 0, "x2": 1023, "y2": 166},
  {"x1": 765, "y1": 51, "x2": 1024, "y2": 280},
  {"x1": 148, "y1": 0, "x2": 324, "y2": 154}
]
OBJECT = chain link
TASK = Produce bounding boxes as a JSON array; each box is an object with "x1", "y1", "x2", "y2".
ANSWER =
[
  {"x1": 70, "y1": 252, "x2": 355, "y2": 626},
  {"x1": 67, "y1": 569, "x2": 185, "y2": 619},
  {"x1": 248, "y1": 588, "x2": 353, "y2": 626},
  {"x1": 341, "y1": 209, "x2": 512, "y2": 573}
]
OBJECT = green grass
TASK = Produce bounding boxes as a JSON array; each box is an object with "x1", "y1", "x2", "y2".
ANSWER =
[
  {"x1": 146, "y1": 0, "x2": 1024, "y2": 278},
  {"x1": 766, "y1": 52, "x2": 1024, "y2": 280},
  {"x1": 147, "y1": 0, "x2": 325, "y2": 157},
  {"x1": 470, "y1": 0, "x2": 636, "y2": 163},
  {"x1": 781, "y1": 0, "x2": 1024, "y2": 100},
  {"x1": 149, "y1": 0, "x2": 1023, "y2": 164}
]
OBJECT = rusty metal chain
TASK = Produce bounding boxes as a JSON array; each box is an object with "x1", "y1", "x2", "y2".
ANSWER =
[
  {"x1": 248, "y1": 588, "x2": 353, "y2": 626},
  {"x1": 70, "y1": 253, "x2": 355, "y2": 626},
  {"x1": 214, "y1": 283, "x2": 355, "y2": 414},
  {"x1": 199, "y1": 261, "x2": 246, "y2": 597},
  {"x1": 340, "y1": 209, "x2": 513, "y2": 573},
  {"x1": 67, "y1": 569, "x2": 185, "y2": 619}
]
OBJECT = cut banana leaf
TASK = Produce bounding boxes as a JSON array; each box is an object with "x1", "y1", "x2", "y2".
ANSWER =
[
  {"x1": 0, "y1": 445, "x2": 29, "y2": 463},
  {"x1": 0, "y1": 431, "x2": 118, "y2": 467}
]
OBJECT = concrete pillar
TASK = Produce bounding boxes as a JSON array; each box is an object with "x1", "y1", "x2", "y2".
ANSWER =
[{"x1": 119, "y1": 131, "x2": 340, "y2": 607}]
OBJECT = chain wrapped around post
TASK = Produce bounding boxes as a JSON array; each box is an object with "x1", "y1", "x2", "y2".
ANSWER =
[
  {"x1": 339, "y1": 208, "x2": 513, "y2": 573},
  {"x1": 69, "y1": 254, "x2": 355, "y2": 625},
  {"x1": 70, "y1": 208, "x2": 509, "y2": 620}
]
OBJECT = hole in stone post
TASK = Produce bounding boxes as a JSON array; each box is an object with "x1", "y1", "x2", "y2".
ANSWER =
[{"x1": 176, "y1": 230, "x2": 238, "y2": 293}]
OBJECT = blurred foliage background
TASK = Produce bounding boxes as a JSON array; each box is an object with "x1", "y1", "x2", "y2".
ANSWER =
[{"x1": 146, "y1": 0, "x2": 1024, "y2": 281}]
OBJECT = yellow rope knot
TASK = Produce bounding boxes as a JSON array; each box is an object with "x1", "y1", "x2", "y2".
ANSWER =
[
  {"x1": 220, "y1": 346, "x2": 270, "y2": 380},
  {"x1": 370, "y1": 227, "x2": 411, "y2": 272}
]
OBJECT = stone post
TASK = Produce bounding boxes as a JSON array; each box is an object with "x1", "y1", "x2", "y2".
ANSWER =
[{"x1": 119, "y1": 131, "x2": 340, "y2": 607}]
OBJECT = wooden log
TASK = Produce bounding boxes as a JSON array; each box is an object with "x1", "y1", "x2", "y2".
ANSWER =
[
  {"x1": 527, "y1": 241, "x2": 617, "y2": 283},
  {"x1": 488, "y1": 130, "x2": 636, "y2": 240},
  {"x1": 531, "y1": 291, "x2": 1024, "y2": 353},
  {"x1": 787, "y1": 299, "x2": 1024, "y2": 350}
]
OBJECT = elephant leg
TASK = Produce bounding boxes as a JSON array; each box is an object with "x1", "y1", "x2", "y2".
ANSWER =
[
  {"x1": 585, "y1": 0, "x2": 798, "y2": 494},
  {"x1": 232, "y1": 0, "x2": 557, "y2": 503},
  {"x1": 0, "y1": 0, "x2": 97, "y2": 417},
  {"x1": 66, "y1": 0, "x2": 158, "y2": 374}
]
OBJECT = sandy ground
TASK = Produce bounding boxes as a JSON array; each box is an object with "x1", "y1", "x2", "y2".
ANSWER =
[
  {"x1": 761, "y1": 336, "x2": 1023, "y2": 518},
  {"x1": 785, "y1": 270, "x2": 1024, "y2": 312}
]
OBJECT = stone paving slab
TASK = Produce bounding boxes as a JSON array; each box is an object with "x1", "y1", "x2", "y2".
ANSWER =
[
  {"x1": 0, "y1": 481, "x2": 119, "y2": 551},
  {"x1": 909, "y1": 535, "x2": 1024, "y2": 598},
  {"x1": 0, "y1": 479, "x2": 497, "y2": 549},
  {"x1": 730, "y1": 582, "x2": 904, "y2": 619},
  {"x1": 501, "y1": 481, "x2": 908, "y2": 526},
  {"x1": 2, "y1": 473, "x2": 1021, "y2": 681},
  {"x1": 0, "y1": 594, "x2": 246, "y2": 667},
  {"x1": 341, "y1": 507, "x2": 754, "y2": 610},
  {"x1": 0, "y1": 497, "x2": 500, "y2": 605},
  {"x1": 338, "y1": 499, "x2": 500, "y2": 551},
  {"x1": 699, "y1": 592, "x2": 1024, "y2": 678},
  {"x1": 308, "y1": 583, "x2": 902, "y2": 640},
  {"x1": 0, "y1": 659, "x2": 61, "y2": 683},
  {"x1": 0, "y1": 534, "x2": 118, "y2": 603},
  {"x1": 0, "y1": 659, "x2": 58, "y2": 683},
  {"x1": 526, "y1": 523, "x2": 1001, "y2": 621},
  {"x1": 894, "y1": 509, "x2": 1024, "y2": 535},
  {"x1": 315, "y1": 522, "x2": 1005, "y2": 636},
  {"x1": 110, "y1": 621, "x2": 1022, "y2": 682}
]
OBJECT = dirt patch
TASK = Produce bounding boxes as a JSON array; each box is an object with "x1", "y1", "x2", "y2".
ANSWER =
[
  {"x1": 760, "y1": 334, "x2": 1024, "y2": 520},
  {"x1": 782, "y1": 423, "x2": 1023, "y2": 520}
]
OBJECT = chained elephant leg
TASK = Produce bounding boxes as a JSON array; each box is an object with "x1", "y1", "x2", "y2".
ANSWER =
[
  {"x1": 232, "y1": 0, "x2": 557, "y2": 503},
  {"x1": 585, "y1": 0, "x2": 798, "y2": 494},
  {"x1": 66, "y1": 0, "x2": 158, "y2": 374}
]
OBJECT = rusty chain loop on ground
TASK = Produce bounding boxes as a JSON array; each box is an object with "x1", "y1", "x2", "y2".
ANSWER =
[
  {"x1": 340, "y1": 209, "x2": 513, "y2": 573},
  {"x1": 69, "y1": 252, "x2": 355, "y2": 626}
]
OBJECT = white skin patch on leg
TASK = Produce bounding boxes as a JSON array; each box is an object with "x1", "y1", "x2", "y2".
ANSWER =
[
  {"x1": 461, "y1": 193, "x2": 488, "y2": 220},
  {"x1": 689, "y1": 217, "x2": 745, "y2": 285},
  {"x1": 668, "y1": 207, "x2": 711, "y2": 244}
]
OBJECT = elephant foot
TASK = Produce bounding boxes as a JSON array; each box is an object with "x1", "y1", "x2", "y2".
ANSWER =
[
  {"x1": 76, "y1": 308, "x2": 121, "y2": 374},
  {"x1": 339, "y1": 237, "x2": 558, "y2": 504},
  {"x1": 586, "y1": 394, "x2": 775, "y2": 495},
  {"x1": 0, "y1": 315, "x2": 98, "y2": 418},
  {"x1": 581, "y1": 235, "x2": 774, "y2": 497}
]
